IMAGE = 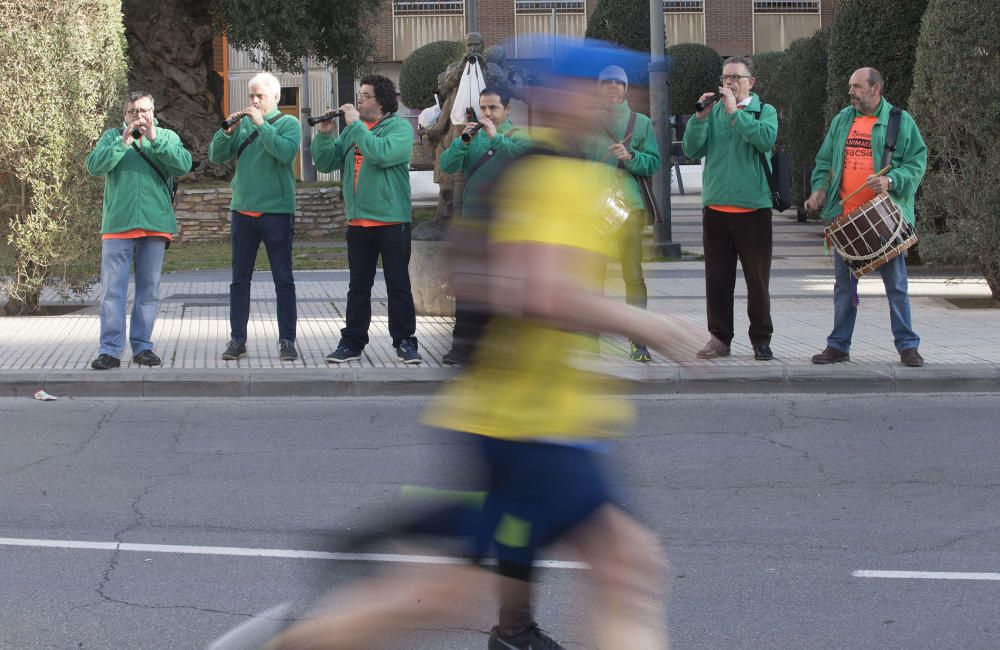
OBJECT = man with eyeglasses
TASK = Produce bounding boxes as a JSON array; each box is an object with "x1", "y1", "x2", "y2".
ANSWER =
[
  {"x1": 312, "y1": 75, "x2": 422, "y2": 365},
  {"x1": 683, "y1": 55, "x2": 777, "y2": 362},
  {"x1": 86, "y1": 90, "x2": 192, "y2": 370}
]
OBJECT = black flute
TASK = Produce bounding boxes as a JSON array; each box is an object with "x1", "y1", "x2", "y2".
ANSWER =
[{"x1": 307, "y1": 109, "x2": 346, "y2": 126}]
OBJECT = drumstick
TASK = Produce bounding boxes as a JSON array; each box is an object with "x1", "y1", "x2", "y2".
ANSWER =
[
  {"x1": 839, "y1": 165, "x2": 891, "y2": 206},
  {"x1": 601, "y1": 138, "x2": 627, "y2": 163}
]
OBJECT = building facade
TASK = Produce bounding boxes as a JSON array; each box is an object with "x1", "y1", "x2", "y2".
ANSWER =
[{"x1": 215, "y1": 1, "x2": 836, "y2": 178}]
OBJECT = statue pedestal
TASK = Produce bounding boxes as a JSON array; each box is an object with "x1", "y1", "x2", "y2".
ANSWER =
[{"x1": 410, "y1": 240, "x2": 455, "y2": 317}]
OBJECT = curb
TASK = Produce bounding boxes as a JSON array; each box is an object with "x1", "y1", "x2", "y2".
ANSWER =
[{"x1": 2, "y1": 364, "x2": 997, "y2": 398}]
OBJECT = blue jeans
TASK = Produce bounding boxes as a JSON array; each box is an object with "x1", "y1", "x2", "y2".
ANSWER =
[
  {"x1": 98, "y1": 236, "x2": 166, "y2": 358},
  {"x1": 229, "y1": 212, "x2": 297, "y2": 342},
  {"x1": 828, "y1": 252, "x2": 919, "y2": 353}
]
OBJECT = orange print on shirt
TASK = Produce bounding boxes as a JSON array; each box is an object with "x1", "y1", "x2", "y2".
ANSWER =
[{"x1": 840, "y1": 115, "x2": 879, "y2": 215}]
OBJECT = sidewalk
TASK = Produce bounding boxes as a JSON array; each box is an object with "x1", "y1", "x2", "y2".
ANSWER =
[{"x1": 2, "y1": 192, "x2": 998, "y2": 397}]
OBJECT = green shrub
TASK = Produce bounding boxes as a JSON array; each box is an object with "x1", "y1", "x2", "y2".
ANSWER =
[
  {"x1": 824, "y1": 0, "x2": 929, "y2": 118},
  {"x1": 586, "y1": 0, "x2": 653, "y2": 55},
  {"x1": 779, "y1": 30, "x2": 829, "y2": 206},
  {"x1": 750, "y1": 51, "x2": 785, "y2": 109},
  {"x1": 910, "y1": 0, "x2": 1000, "y2": 296},
  {"x1": 0, "y1": 0, "x2": 128, "y2": 314},
  {"x1": 399, "y1": 40, "x2": 465, "y2": 110},
  {"x1": 666, "y1": 43, "x2": 723, "y2": 116}
]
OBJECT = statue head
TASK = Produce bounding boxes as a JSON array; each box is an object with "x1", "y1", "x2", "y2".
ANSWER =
[
  {"x1": 465, "y1": 32, "x2": 485, "y2": 56},
  {"x1": 484, "y1": 45, "x2": 507, "y2": 67}
]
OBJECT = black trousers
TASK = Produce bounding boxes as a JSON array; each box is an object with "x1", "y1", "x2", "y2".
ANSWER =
[
  {"x1": 341, "y1": 223, "x2": 417, "y2": 349},
  {"x1": 702, "y1": 206, "x2": 773, "y2": 346},
  {"x1": 451, "y1": 300, "x2": 490, "y2": 352}
]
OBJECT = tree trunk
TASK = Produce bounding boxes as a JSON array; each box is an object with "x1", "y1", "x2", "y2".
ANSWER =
[
  {"x1": 983, "y1": 260, "x2": 1000, "y2": 300},
  {"x1": 123, "y1": 0, "x2": 228, "y2": 179}
]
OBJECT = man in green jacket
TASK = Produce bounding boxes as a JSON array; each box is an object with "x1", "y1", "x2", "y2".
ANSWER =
[
  {"x1": 585, "y1": 65, "x2": 661, "y2": 362},
  {"x1": 438, "y1": 86, "x2": 532, "y2": 365},
  {"x1": 209, "y1": 72, "x2": 301, "y2": 363},
  {"x1": 683, "y1": 55, "x2": 777, "y2": 362},
  {"x1": 86, "y1": 90, "x2": 192, "y2": 370},
  {"x1": 805, "y1": 67, "x2": 927, "y2": 367},
  {"x1": 312, "y1": 75, "x2": 422, "y2": 364}
]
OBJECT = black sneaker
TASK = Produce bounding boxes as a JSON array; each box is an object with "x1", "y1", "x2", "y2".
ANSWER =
[
  {"x1": 488, "y1": 625, "x2": 565, "y2": 650},
  {"x1": 630, "y1": 341, "x2": 652, "y2": 362},
  {"x1": 442, "y1": 346, "x2": 469, "y2": 366},
  {"x1": 278, "y1": 339, "x2": 298, "y2": 361},
  {"x1": 132, "y1": 350, "x2": 161, "y2": 367},
  {"x1": 326, "y1": 342, "x2": 362, "y2": 363},
  {"x1": 221, "y1": 339, "x2": 247, "y2": 360},
  {"x1": 394, "y1": 338, "x2": 422, "y2": 364},
  {"x1": 90, "y1": 354, "x2": 120, "y2": 370}
]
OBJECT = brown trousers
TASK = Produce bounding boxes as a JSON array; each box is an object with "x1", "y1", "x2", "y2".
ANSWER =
[{"x1": 702, "y1": 206, "x2": 773, "y2": 346}]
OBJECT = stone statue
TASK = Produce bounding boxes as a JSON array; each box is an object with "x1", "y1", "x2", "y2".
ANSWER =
[{"x1": 415, "y1": 33, "x2": 524, "y2": 240}]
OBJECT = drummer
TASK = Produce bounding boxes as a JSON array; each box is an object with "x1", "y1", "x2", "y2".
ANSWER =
[{"x1": 805, "y1": 67, "x2": 927, "y2": 367}]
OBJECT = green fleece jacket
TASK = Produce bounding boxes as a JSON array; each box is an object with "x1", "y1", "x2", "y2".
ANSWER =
[
  {"x1": 682, "y1": 93, "x2": 777, "y2": 210},
  {"x1": 86, "y1": 121, "x2": 192, "y2": 235},
  {"x1": 311, "y1": 113, "x2": 413, "y2": 223},
  {"x1": 583, "y1": 102, "x2": 660, "y2": 212},
  {"x1": 811, "y1": 98, "x2": 927, "y2": 225},
  {"x1": 438, "y1": 118, "x2": 531, "y2": 214},
  {"x1": 208, "y1": 108, "x2": 301, "y2": 214}
]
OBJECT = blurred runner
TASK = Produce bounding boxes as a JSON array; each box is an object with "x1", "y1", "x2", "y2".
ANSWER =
[{"x1": 255, "y1": 37, "x2": 702, "y2": 650}]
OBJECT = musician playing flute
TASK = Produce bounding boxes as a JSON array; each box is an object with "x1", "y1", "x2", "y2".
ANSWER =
[
  {"x1": 209, "y1": 72, "x2": 302, "y2": 363},
  {"x1": 682, "y1": 55, "x2": 778, "y2": 362},
  {"x1": 805, "y1": 67, "x2": 927, "y2": 368}
]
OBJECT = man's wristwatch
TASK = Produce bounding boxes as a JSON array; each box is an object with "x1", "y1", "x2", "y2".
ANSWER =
[{"x1": 628, "y1": 150, "x2": 636, "y2": 160}]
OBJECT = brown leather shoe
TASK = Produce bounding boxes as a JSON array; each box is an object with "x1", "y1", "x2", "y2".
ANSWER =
[
  {"x1": 811, "y1": 346, "x2": 850, "y2": 364},
  {"x1": 696, "y1": 337, "x2": 731, "y2": 359},
  {"x1": 900, "y1": 348, "x2": 924, "y2": 367}
]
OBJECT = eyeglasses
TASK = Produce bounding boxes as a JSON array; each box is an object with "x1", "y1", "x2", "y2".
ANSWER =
[
  {"x1": 356, "y1": 92, "x2": 375, "y2": 100},
  {"x1": 720, "y1": 75, "x2": 751, "y2": 83},
  {"x1": 126, "y1": 107, "x2": 153, "y2": 116}
]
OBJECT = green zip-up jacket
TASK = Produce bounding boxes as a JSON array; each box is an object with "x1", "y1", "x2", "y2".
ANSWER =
[
  {"x1": 811, "y1": 97, "x2": 926, "y2": 224},
  {"x1": 439, "y1": 118, "x2": 531, "y2": 215},
  {"x1": 583, "y1": 101, "x2": 660, "y2": 212},
  {"x1": 86, "y1": 121, "x2": 191, "y2": 235},
  {"x1": 682, "y1": 93, "x2": 777, "y2": 210},
  {"x1": 311, "y1": 113, "x2": 413, "y2": 223},
  {"x1": 208, "y1": 108, "x2": 301, "y2": 214}
]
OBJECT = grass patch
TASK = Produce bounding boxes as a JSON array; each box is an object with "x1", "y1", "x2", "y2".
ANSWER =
[{"x1": 163, "y1": 239, "x2": 349, "y2": 273}]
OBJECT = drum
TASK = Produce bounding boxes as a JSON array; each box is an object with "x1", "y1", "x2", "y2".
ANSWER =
[{"x1": 824, "y1": 193, "x2": 917, "y2": 279}]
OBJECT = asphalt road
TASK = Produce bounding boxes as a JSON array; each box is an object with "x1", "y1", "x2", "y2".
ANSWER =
[{"x1": 1, "y1": 394, "x2": 998, "y2": 649}]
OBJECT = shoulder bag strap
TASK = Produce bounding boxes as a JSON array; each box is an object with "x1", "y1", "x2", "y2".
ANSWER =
[
  {"x1": 881, "y1": 107, "x2": 903, "y2": 169},
  {"x1": 602, "y1": 112, "x2": 638, "y2": 171},
  {"x1": 236, "y1": 113, "x2": 285, "y2": 161},
  {"x1": 752, "y1": 106, "x2": 778, "y2": 194},
  {"x1": 467, "y1": 127, "x2": 519, "y2": 178},
  {"x1": 130, "y1": 139, "x2": 175, "y2": 199}
]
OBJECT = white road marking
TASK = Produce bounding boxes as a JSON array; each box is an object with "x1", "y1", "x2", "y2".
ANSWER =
[
  {"x1": 853, "y1": 570, "x2": 1000, "y2": 581},
  {"x1": 0, "y1": 536, "x2": 588, "y2": 570}
]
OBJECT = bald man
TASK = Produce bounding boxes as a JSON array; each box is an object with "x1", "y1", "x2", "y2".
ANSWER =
[{"x1": 805, "y1": 67, "x2": 927, "y2": 367}]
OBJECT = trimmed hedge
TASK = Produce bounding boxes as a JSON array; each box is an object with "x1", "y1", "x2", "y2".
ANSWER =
[
  {"x1": 666, "y1": 43, "x2": 723, "y2": 117},
  {"x1": 586, "y1": 0, "x2": 652, "y2": 55},
  {"x1": 910, "y1": 0, "x2": 1000, "y2": 296},
  {"x1": 399, "y1": 40, "x2": 465, "y2": 110},
  {"x1": 780, "y1": 30, "x2": 830, "y2": 206},
  {"x1": 824, "y1": 0, "x2": 929, "y2": 118}
]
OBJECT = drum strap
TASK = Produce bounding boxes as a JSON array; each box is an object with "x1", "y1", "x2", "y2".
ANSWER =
[{"x1": 881, "y1": 107, "x2": 903, "y2": 170}]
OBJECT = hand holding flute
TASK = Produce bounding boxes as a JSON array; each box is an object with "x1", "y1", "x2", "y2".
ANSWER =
[{"x1": 221, "y1": 106, "x2": 264, "y2": 132}]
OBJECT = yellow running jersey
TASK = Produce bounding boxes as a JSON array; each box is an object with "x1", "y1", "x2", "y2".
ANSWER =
[{"x1": 423, "y1": 151, "x2": 635, "y2": 441}]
